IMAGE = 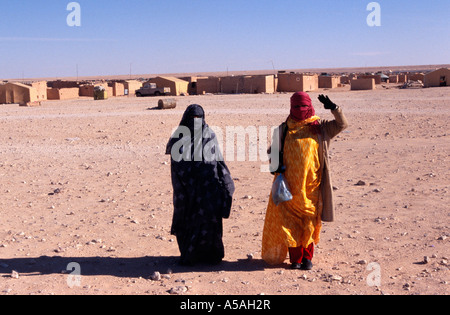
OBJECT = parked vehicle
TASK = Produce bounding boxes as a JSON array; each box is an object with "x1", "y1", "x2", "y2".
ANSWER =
[{"x1": 135, "y1": 83, "x2": 170, "y2": 97}]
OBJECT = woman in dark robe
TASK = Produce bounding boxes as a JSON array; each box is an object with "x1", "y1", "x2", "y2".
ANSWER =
[{"x1": 166, "y1": 104, "x2": 235, "y2": 265}]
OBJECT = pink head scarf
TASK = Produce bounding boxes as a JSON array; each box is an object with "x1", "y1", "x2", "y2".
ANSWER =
[{"x1": 290, "y1": 92, "x2": 315, "y2": 122}]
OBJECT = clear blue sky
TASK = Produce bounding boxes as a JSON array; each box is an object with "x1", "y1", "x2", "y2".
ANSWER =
[{"x1": 0, "y1": 0, "x2": 448, "y2": 79}]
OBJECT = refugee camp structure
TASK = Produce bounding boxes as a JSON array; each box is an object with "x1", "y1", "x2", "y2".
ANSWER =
[
  {"x1": 220, "y1": 75, "x2": 275, "y2": 94},
  {"x1": 220, "y1": 76, "x2": 247, "y2": 94},
  {"x1": 220, "y1": 76, "x2": 245, "y2": 94},
  {"x1": 179, "y1": 76, "x2": 200, "y2": 95},
  {"x1": 79, "y1": 85, "x2": 95, "y2": 97},
  {"x1": 146, "y1": 77, "x2": 189, "y2": 96},
  {"x1": 319, "y1": 75, "x2": 340, "y2": 89},
  {"x1": 379, "y1": 73, "x2": 389, "y2": 83},
  {"x1": 123, "y1": 80, "x2": 143, "y2": 96},
  {"x1": 246, "y1": 75, "x2": 275, "y2": 94},
  {"x1": 397, "y1": 74, "x2": 408, "y2": 83},
  {"x1": 340, "y1": 76, "x2": 350, "y2": 85},
  {"x1": 277, "y1": 73, "x2": 318, "y2": 92},
  {"x1": 0, "y1": 82, "x2": 40, "y2": 106},
  {"x1": 30, "y1": 81, "x2": 48, "y2": 101},
  {"x1": 194, "y1": 75, "x2": 275, "y2": 95},
  {"x1": 79, "y1": 84, "x2": 113, "y2": 97},
  {"x1": 424, "y1": 68, "x2": 449, "y2": 87},
  {"x1": 350, "y1": 78, "x2": 376, "y2": 91},
  {"x1": 358, "y1": 74, "x2": 382, "y2": 84},
  {"x1": 196, "y1": 77, "x2": 221, "y2": 94},
  {"x1": 340, "y1": 74, "x2": 357, "y2": 85},
  {"x1": 407, "y1": 73, "x2": 425, "y2": 82},
  {"x1": 389, "y1": 75, "x2": 399, "y2": 83},
  {"x1": 109, "y1": 82, "x2": 125, "y2": 97},
  {"x1": 48, "y1": 80, "x2": 81, "y2": 89},
  {"x1": 47, "y1": 88, "x2": 79, "y2": 100}
]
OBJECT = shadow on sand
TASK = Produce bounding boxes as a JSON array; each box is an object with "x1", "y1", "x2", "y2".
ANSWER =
[{"x1": 0, "y1": 256, "x2": 280, "y2": 279}]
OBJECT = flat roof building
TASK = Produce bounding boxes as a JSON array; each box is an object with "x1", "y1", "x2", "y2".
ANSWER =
[
  {"x1": 47, "y1": 88, "x2": 79, "y2": 100},
  {"x1": 319, "y1": 75, "x2": 340, "y2": 89},
  {"x1": 277, "y1": 73, "x2": 318, "y2": 92},
  {"x1": 0, "y1": 82, "x2": 41, "y2": 106},
  {"x1": 146, "y1": 77, "x2": 189, "y2": 96},
  {"x1": 424, "y1": 68, "x2": 450, "y2": 87},
  {"x1": 350, "y1": 78, "x2": 376, "y2": 91}
]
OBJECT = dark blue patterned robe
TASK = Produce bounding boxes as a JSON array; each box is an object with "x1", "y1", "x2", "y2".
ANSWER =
[{"x1": 166, "y1": 105, "x2": 235, "y2": 265}]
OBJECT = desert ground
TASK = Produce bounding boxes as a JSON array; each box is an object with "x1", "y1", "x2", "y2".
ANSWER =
[{"x1": 0, "y1": 84, "x2": 448, "y2": 295}]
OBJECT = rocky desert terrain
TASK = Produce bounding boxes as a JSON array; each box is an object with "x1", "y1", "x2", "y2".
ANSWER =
[{"x1": 0, "y1": 84, "x2": 448, "y2": 295}]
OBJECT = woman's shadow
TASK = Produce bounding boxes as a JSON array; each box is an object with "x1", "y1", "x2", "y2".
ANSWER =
[{"x1": 0, "y1": 255, "x2": 274, "y2": 279}]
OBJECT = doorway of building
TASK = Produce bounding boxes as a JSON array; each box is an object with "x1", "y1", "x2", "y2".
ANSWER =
[{"x1": 6, "y1": 90, "x2": 14, "y2": 104}]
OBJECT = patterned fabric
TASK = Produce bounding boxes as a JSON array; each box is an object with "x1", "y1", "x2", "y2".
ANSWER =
[
  {"x1": 262, "y1": 116, "x2": 323, "y2": 265},
  {"x1": 166, "y1": 105, "x2": 235, "y2": 265}
]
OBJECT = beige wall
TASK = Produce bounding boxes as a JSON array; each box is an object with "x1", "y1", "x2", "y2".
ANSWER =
[
  {"x1": 358, "y1": 75, "x2": 381, "y2": 84},
  {"x1": 0, "y1": 83, "x2": 40, "y2": 106},
  {"x1": 110, "y1": 82, "x2": 125, "y2": 96},
  {"x1": 220, "y1": 76, "x2": 246, "y2": 94},
  {"x1": 278, "y1": 73, "x2": 302, "y2": 92},
  {"x1": 319, "y1": 76, "x2": 340, "y2": 89},
  {"x1": 350, "y1": 78, "x2": 375, "y2": 90},
  {"x1": 301, "y1": 74, "x2": 319, "y2": 91},
  {"x1": 178, "y1": 76, "x2": 198, "y2": 95},
  {"x1": 249, "y1": 75, "x2": 275, "y2": 93},
  {"x1": 46, "y1": 88, "x2": 59, "y2": 100},
  {"x1": 79, "y1": 84, "x2": 113, "y2": 97},
  {"x1": 278, "y1": 73, "x2": 318, "y2": 92},
  {"x1": 79, "y1": 85, "x2": 94, "y2": 97},
  {"x1": 196, "y1": 75, "x2": 275, "y2": 95},
  {"x1": 47, "y1": 88, "x2": 79, "y2": 100},
  {"x1": 30, "y1": 81, "x2": 48, "y2": 101},
  {"x1": 147, "y1": 77, "x2": 189, "y2": 96},
  {"x1": 197, "y1": 77, "x2": 221, "y2": 94},
  {"x1": 237, "y1": 75, "x2": 275, "y2": 94},
  {"x1": 124, "y1": 80, "x2": 143, "y2": 96},
  {"x1": 424, "y1": 68, "x2": 450, "y2": 87}
]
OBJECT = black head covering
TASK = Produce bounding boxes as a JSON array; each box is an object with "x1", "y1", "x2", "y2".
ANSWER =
[
  {"x1": 166, "y1": 104, "x2": 206, "y2": 156},
  {"x1": 179, "y1": 104, "x2": 205, "y2": 129}
]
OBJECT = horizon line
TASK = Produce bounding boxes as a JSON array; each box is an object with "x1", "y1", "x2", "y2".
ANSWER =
[{"x1": 2, "y1": 64, "x2": 449, "y2": 82}]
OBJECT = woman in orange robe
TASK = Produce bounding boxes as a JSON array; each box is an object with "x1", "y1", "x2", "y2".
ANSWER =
[{"x1": 262, "y1": 92, "x2": 348, "y2": 270}]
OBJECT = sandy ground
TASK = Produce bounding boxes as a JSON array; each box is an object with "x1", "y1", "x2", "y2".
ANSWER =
[{"x1": 0, "y1": 85, "x2": 448, "y2": 295}]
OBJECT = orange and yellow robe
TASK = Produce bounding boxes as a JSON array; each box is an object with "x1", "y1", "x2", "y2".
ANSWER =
[{"x1": 262, "y1": 116, "x2": 323, "y2": 265}]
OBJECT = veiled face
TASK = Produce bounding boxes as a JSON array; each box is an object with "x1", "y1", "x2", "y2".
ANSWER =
[
  {"x1": 290, "y1": 92, "x2": 315, "y2": 122},
  {"x1": 181, "y1": 104, "x2": 205, "y2": 126}
]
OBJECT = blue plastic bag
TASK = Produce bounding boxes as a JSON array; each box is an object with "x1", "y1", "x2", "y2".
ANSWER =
[{"x1": 271, "y1": 174, "x2": 293, "y2": 206}]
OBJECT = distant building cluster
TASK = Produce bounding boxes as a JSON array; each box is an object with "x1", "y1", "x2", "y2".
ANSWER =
[
  {"x1": 0, "y1": 68, "x2": 448, "y2": 107},
  {"x1": 0, "y1": 79, "x2": 143, "y2": 107}
]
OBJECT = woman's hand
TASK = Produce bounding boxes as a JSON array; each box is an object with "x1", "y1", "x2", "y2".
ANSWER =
[{"x1": 318, "y1": 94, "x2": 337, "y2": 111}]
